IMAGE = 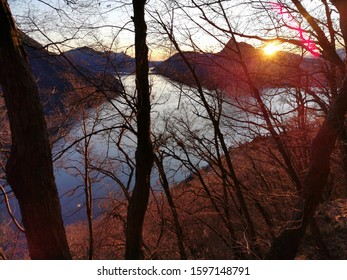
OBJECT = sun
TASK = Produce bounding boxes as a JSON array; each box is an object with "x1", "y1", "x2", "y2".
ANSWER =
[{"x1": 263, "y1": 42, "x2": 281, "y2": 56}]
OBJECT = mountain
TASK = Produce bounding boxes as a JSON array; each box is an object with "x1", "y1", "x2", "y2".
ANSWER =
[
  {"x1": 64, "y1": 47, "x2": 136, "y2": 75},
  {"x1": 20, "y1": 33, "x2": 124, "y2": 114},
  {"x1": 153, "y1": 51, "x2": 214, "y2": 86},
  {"x1": 154, "y1": 39, "x2": 325, "y2": 95},
  {"x1": 21, "y1": 33, "x2": 77, "y2": 112}
]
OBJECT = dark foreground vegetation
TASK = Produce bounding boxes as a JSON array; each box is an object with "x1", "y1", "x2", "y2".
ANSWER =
[{"x1": 0, "y1": 0, "x2": 346, "y2": 260}]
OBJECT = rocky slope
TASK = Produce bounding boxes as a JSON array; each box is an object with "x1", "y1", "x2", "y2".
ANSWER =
[{"x1": 297, "y1": 199, "x2": 347, "y2": 259}]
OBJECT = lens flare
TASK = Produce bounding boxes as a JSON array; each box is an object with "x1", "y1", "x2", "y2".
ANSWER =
[{"x1": 270, "y1": 1, "x2": 320, "y2": 57}]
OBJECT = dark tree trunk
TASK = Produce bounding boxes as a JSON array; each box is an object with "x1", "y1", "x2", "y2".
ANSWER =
[
  {"x1": 82, "y1": 112, "x2": 94, "y2": 260},
  {"x1": 125, "y1": 0, "x2": 154, "y2": 259},
  {"x1": 154, "y1": 154, "x2": 187, "y2": 259},
  {"x1": 0, "y1": 0, "x2": 71, "y2": 259}
]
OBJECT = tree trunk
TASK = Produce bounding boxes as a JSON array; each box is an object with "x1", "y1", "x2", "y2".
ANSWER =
[
  {"x1": 0, "y1": 0, "x2": 71, "y2": 259},
  {"x1": 82, "y1": 112, "x2": 94, "y2": 260},
  {"x1": 125, "y1": 0, "x2": 154, "y2": 259},
  {"x1": 154, "y1": 154, "x2": 187, "y2": 259}
]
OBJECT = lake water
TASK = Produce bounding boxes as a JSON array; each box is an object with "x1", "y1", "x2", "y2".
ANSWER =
[
  {"x1": 53, "y1": 74, "x2": 223, "y2": 223},
  {"x1": 1, "y1": 74, "x2": 304, "y2": 225}
]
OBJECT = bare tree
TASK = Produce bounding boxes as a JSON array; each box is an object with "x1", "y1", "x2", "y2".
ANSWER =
[
  {"x1": 125, "y1": 0, "x2": 154, "y2": 259},
  {"x1": 0, "y1": 0, "x2": 71, "y2": 259}
]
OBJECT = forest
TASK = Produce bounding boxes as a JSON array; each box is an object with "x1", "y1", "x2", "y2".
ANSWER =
[{"x1": 0, "y1": 0, "x2": 346, "y2": 260}]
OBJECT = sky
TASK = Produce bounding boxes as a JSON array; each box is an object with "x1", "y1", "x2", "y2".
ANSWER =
[
  {"x1": 9, "y1": 0, "x2": 251, "y2": 60},
  {"x1": 8, "y1": 0, "x2": 341, "y2": 60},
  {"x1": 9, "y1": 0, "x2": 137, "y2": 55}
]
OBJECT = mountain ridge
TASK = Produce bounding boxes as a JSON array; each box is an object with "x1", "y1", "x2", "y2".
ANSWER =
[
  {"x1": 154, "y1": 39, "x2": 336, "y2": 95},
  {"x1": 20, "y1": 33, "x2": 129, "y2": 114}
]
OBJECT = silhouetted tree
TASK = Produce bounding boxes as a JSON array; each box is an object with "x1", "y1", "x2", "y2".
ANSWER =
[
  {"x1": 0, "y1": 0, "x2": 71, "y2": 259},
  {"x1": 125, "y1": 0, "x2": 154, "y2": 259}
]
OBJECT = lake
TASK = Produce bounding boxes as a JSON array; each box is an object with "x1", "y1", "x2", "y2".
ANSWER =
[
  {"x1": 1, "y1": 74, "x2": 303, "y2": 225},
  {"x1": 53, "y1": 73, "x2": 222, "y2": 223}
]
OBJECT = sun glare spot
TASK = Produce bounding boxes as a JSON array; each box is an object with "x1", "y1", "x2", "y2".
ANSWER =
[{"x1": 263, "y1": 42, "x2": 280, "y2": 56}]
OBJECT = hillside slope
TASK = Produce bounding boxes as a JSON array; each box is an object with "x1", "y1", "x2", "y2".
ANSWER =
[{"x1": 20, "y1": 33, "x2": 123, "y2": 114}]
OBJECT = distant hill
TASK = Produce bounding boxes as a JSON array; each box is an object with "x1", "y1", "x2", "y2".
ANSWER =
[
  {"x1": 154, "y1": 39, "x2": 329, "y2": 95},
  {"x1": 20, "y1": 33, "x2": 124, "y2": 114},
  {"x1": 64, "y1": 47, "x2": 136, "y2": 75},
  {"x1": 21, "y1": 33, "x2": 77, "y2": 113}
]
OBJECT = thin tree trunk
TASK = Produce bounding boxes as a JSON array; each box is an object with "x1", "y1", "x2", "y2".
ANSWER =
[
  {"x1": 0, "y1": 0, "x2": 71, "y2": 259},
  {"x1": 82, "y1": 112, "x2": 94, "y2": 260},
  {"x1": 125, "y1": 0, "x2": 154, "y2": 259},
  {"x1": 154, "y1": 154, "x2": 187, "y2": 259}
]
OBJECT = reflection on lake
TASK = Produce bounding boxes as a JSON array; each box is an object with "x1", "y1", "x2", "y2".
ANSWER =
[
  {"x1": 54, "y1": 74, "x2": 218, "y2": 223},
  {"x1": 2, "y1": 74, "x2": 305, "y2": 224}
]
